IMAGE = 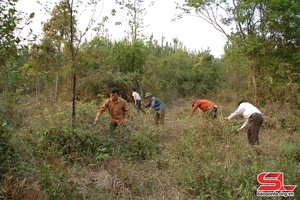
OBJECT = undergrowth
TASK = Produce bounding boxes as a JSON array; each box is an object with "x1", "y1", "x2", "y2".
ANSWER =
[{"x1": 0, "y1": 95, "x2": 299, "y2": 199}]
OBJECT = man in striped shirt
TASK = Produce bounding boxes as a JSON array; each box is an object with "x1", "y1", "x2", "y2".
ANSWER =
[{"x1": 225, "y1": 100, "x2": 263, "y2": 145}]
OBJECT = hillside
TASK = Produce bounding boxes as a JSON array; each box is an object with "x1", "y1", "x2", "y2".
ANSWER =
[
  {"x1": 0, "y1": 93, "x2": 299, "y2": 199},
  {"x1": 1, "y1": 0, "x2": 300, "y2": 199}
]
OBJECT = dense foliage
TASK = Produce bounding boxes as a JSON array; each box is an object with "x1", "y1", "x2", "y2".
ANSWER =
[{"x1": 178, "y1": 0, "x2": 300, "y2": 106}]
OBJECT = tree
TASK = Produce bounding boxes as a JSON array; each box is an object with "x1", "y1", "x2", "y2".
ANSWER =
[
  {"x1": 27, "y1": 38, "x2": 62, "y2": 104},
  {"x1": 114, "y1": 0, "x2": 154, "y2": 40},
  {"x1": 39, "y1": 0, "x2": 103, "y2": 126},
  {"x1": 0, "y1": 0, "x2": 34, "y2": 66},
  {"x1": 112, "y1": 0, "x2": 154, "y2": 86},
  {"x1": 42, "y1": 1, "x2": 72, "y2": 101},
  {"x1": 0, "y1": 0, "x2": 34, "y2": 177},
  {"x1": 0, "y1": 0, "x2": 34, "y2": 94},
  {"x1": 177, "y1": 0, "x2": 300, "y2": 104},
  {"x1": 65, "y1": 0, "x2": 103, "y2": 127}
]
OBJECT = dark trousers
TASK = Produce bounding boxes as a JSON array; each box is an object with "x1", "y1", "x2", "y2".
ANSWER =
[
  {"x1": 206, "y1": 107, "x2": 218, "y2": 119},
  {"x1": 135, "y1": 100, "x2": 145, "y2": 113},
  {"x1": 213, "y1": 107, "x2": 217, "y2": 118},
  {"x1": 108, "y1": 121, "x2": 129, "y2": 150},
  {"x1": 247, "y1": 113, "x2": 263, "y2": 145}
]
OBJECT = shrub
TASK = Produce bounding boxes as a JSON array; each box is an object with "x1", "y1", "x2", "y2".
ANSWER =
[
  {"x1": 0, "y1": 131, "x2": 16, "y2": 177},
  {"x1": 41, "y1": 125, "x2": 110, "y2": 162},
  {"x1": 278, "y1": 142, "x2": 300, "y2": 161},
  {"x1": 0, "y1": 104, "x2": 19, "y2": 177},
  {"x1": 124, "y1": 127, "x2": 162, "y2": 161}
]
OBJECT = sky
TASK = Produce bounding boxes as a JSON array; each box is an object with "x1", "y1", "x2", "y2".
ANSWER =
[{"x1": 16, "y1": 0, "x2": 227, "y2": 58}]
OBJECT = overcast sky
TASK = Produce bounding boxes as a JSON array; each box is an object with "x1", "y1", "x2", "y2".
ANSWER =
[{"x1": 16, "y1": 0, "x2": 227, "y2": 58}]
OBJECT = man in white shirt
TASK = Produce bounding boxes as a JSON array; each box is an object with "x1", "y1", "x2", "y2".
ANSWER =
[
  {"x1": 224, "y1": 100, "x2": 263, "y2": 145},
  {"x1": 131, "y1": 88, "x2": 145, "y2": 113}
]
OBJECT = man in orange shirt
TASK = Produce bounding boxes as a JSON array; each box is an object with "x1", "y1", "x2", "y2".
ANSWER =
[
  {"x1": 94, "y1": 87, "x2": 129, "y2": 134},
  {"x1": 189, "y1": 99, "x2": 218, "y2": 119}
]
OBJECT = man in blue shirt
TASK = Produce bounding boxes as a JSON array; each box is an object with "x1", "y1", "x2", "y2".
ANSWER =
[{"x1": 144, "y1": 93, "x2": 166, "y2": 125}]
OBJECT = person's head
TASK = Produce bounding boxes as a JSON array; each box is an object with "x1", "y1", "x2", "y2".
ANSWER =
[
  {"x1": 132, "y1": 88, "x2": 136, "y2": 92},
  {"x1": 110, "y1": 87, "x2": 120, "y2": 101},
  {"x1": 192, "y1": 100, "x2": 197, "y2": 107},
  {"x1": 145, "y1": 92, "x2": 153, "y2": 100},
  {"x1": 238, "y1": 100, "x2": 247, "y2": 106}
]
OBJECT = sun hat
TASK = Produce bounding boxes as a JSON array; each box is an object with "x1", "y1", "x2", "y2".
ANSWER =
[{"x1": 145, "y1": 93, "x2": 153, "y2": 98}]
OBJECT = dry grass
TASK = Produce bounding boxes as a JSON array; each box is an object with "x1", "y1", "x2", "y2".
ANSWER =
[
  {"x1": 0, "y1": 174, "x2": 49, "y2": 200},
  {"x1": 2, "y1": 93, "x2": 300, "y2": 199}
]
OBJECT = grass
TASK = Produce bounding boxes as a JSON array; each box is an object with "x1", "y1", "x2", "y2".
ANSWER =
[{"x1": 0, "y1": 93, "x2": 299, "y2": 199}]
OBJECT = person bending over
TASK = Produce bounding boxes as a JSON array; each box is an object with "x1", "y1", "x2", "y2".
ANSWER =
[
  {"x1": 189, "y1": 99, "x2": 218, "y2": 119},
  {"x1": 144, "y1": 93, "x2": 166, "y2": 125},
  {"x1": 224, "y1": 100, "x2": 263, "y2": 145}
]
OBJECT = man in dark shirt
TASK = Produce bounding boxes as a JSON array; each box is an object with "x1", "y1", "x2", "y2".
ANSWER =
[{"x1": 144, "y1": 93, "x2": 166, "y2": 125}]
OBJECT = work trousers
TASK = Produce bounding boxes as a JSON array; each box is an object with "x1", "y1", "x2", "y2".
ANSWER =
[
  {"x1": 206, "y1": 106, "x2": 218, "y2": 119},
  {"x1": 247, "y1": 113, "x2": 263, "y2": 145},
  {"x1": 108, "y1": 121, "x2": 129, "y2": 150},
  {"x1": 154, "y1": 110, "x2": 165, "y2": 125},
  {"x1": 135, "y1": 100, "x2": 145, "y2": 113}
]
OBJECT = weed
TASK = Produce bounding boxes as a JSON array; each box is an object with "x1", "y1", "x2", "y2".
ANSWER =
[{"x1": 124, "y1": 127, "x2": 162, "y2": 161}]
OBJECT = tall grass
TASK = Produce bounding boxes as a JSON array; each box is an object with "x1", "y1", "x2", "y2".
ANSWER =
[{"x1": 1, "y1": 94, "x2": 299, "y2": 199}]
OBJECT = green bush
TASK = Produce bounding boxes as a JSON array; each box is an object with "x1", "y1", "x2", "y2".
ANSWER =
[
  {"x1": 124, "y1": 127, "x2": 162, "y2": 161},
  {"x1": 0, "y1": 104, "x2": 19, "y2": 177},
  {"x1": 0, "y1": 131, "x2": 16, "y2": 177},
  {"x1": 278, "y1": 142, "x2": 300, "y2": 161},
  {"x1": 41, "y1": 125, "x2": 110, "y2": 161}
]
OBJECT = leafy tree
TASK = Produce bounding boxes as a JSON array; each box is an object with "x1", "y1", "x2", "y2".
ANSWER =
[
  {"x1": 79, "y1": 36, "x2": 113, "y2": 73},
  {"x1": 190, "y1": 51, "x2": 220, "y2": 95},
  {"x1": 65, "y1": 0, "x2": 104, "y2": 127},
  {"x1": 107, "y1": 39, "x2": 146, "y2": 74},
  {"x1": 42, "y1": 1, "x2": 71, "y2": 101},
  {"x1": 0, "y1": 0, "x2": 34, "y2": 95},
  {"x1": 177, "y1": 0, "x2": 300, "y2": 104},
  {"x1": 0, "y1": 0, "x2": 34, "y2": 66},
  {"x1": 37, "y1": 0, "x2": 103, "y2": 126},
  {"x1": 112, "y1": 0, "x2": 154, "y2": 87},
  {"x1": 26, "y1": 38, "x2": 62, "y2": 103},
  {"x1": 77, "y1": 38, "x2": 148, "y2": 101},
  {"x1": 141, "y1": 46, "x2": 220, "y2": 99},
  {"x1": 0, "y1": 0, "x2": 34, "y2": 178}
]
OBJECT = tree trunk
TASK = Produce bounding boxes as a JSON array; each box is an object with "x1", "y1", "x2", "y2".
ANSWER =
[
  {"x1": 36, "y1": 76, "x2": 41, "y2": 105},
  {"x1": 68, "y1": 0, "x2": 77, "y2": 128},
  {"x1": 55, "y1": 72, "x2": 59, "y2": 101},
  {"x1": 250, "y1": 64, "x2": 258, "y2": 105},
  {"x1": 72, "y1": 67, "x2": 76, "y2": 127}
]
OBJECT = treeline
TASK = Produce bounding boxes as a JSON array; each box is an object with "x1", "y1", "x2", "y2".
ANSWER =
[
  {"x1": 3, "y1": 36, "x2": 221, "y2": 103},
  {"x1": 43, "y1": 38, "x2": 221, "y2": 101},
  {"x1": 1, "y1": 0, "x2": 299, "y2": 107}
]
